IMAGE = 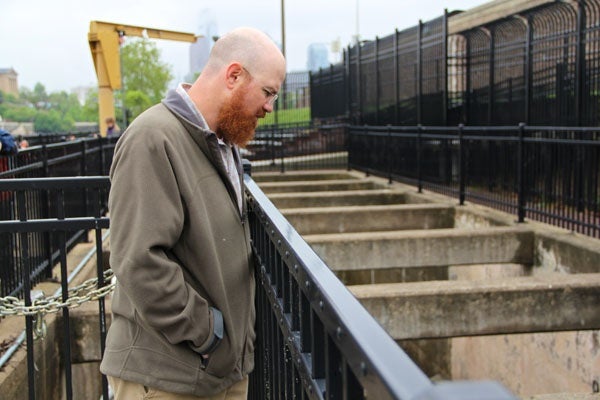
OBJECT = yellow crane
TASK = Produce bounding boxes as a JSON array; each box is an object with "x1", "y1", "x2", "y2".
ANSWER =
[{"x1": 88, "y1": 21, "x2": 199, "y2": 136}]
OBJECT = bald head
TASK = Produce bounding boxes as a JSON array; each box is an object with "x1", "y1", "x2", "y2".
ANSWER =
[
  {"x1": 205, "y1": 27, "x2": 285, "y2": 77},
  {"x1": 187, "y1": 27, "x2": 286, "y2": 138}
]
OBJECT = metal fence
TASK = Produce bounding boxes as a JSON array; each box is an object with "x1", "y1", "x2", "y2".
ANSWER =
[
  {"x1": 261, "y1": 71, "x2": 312, "y2": 126},
  {"x1": 0, "y1": 137, "x2": 117, "y2": 297},
  {"x1": 248, "y1": 123, "x2": 348, "y2": 173},
  {"x1": 311, "y1": 0, "x2": 600, "y2": 127},
  {"x1": 0, "y1": 177, "x2": 111, "y2": 400},
  {"x1": 348, "y1": 123, "x2": 600, "y2": 238}
]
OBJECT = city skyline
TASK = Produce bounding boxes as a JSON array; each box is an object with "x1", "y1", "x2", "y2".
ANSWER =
[{"x1": 0, "y1": 0, "x2": 489, "y2": 93}]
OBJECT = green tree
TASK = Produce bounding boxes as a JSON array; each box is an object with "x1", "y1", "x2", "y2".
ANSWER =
[
  {"x1": 34, "y1": 109, "x2": 74, "y2": 133},
  {"x1": 19, "y1": 83, "x2": 50, "y2": 109},
  {"x1": 81, "y1": 88, "x2": 99, "y2": 122},
  {"x1": 1, "y1": 104, "x2": 37, "y2": 122},
  {"x1": 119, "y1": 38, "x2": 173, "y2": 121},
  {"x1": 48, "y1": 91, "x2": 86, "y2": 121}
]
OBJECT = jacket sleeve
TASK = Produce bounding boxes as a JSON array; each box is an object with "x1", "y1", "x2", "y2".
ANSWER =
[{"x1": 108, "y1": 122, "x2": 221, "y2": 355}]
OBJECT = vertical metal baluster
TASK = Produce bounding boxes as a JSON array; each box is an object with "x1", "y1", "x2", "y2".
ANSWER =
[
  {"x1": 56, "y1": 189, "x2": 73, "y2": 400},
  {"x1": 17, "y1": 189, "x2": 36, "y2": 400}
]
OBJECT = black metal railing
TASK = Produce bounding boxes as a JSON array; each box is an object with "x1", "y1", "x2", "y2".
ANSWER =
[
  {"x1": 0, "y1": 177, "x2": 110, "y2": 400},
  {"x1": 311, "y1": 0, "x2": 600, "y2": 127},
  {"x1": 244, "y1": 175, "x2": 517, "y2": 400},
  {"x1": 248, "y1": 122, "x2": 348, "y2": 173},
  {"x1": 0, "y1": 138, "x2": 116, "y2": 297},
  {"x1": 0, "y1": 136, "x2": 118, "y2": 180},
  {"x1": 348, "y1": 123, "x2": 600, "y2": 238}
]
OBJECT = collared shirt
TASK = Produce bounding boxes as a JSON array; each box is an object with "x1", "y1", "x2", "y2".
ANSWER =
[{"x1": 175, "y1": 83, "x2": 243, "y2": 214}]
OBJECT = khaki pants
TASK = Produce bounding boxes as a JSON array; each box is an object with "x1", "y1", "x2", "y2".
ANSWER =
[{"x1": 107, "y1": 376, "x2": 249, "y2": 400}]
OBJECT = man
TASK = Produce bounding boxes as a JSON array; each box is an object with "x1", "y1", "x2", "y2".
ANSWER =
[{"x1": 100, "y1": 27, "x2": 286, "y2": 399}]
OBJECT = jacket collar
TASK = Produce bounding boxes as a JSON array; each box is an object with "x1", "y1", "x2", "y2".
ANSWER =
[{"x1": 161, "y1": 86, "x2": 247, "y2": 218}]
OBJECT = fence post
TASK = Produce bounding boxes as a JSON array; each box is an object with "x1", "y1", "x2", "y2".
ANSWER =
[
  {"x1": 417, "y1": 124, "x2": 423, "y2": 193},
  {"x1": 280, "y1": 126, "x2": 285, "y2": 174},
  {"x1": 346, "y1": 124, "x2": 351, "y2": 172},
  {"x1": 82, "y1": 141, "x2": 91, "y2": 241},
  {"x1": 364, "y1": 124, "x2": 369, "y2": 177},
  {"x1": 42, "y1": 144, "x2": 49, "y2": 177},
  {"x1": 458, "y1": 123, "x2": 466, "y2": 205},
  {"x1": 98, "y1": 137, "x2": 105, "y2": 175},
  {"x1": 517, "y1": 122, "x2": 526, "y2": 223},
  {"x1": 387, "y1": 124, "x2": 392, "y2": 184},
  {"x1": 16, "y1": 190, "x2": 36, "y2": 400}
]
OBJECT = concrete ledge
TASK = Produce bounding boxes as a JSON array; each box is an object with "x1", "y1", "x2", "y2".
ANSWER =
[
  {"x1": 350, "y1": 273, "x2": 600, "y2": 339},
  {"x1": 281, "y1": 204, "x2": 456, "y2": 234},
  {"x1": 267, "y1": 189, "x2": 410, "y2": 208},
  {"x1": 258, "y1": 179, "x2": 382, "y2": 193},
  {"x1": 252, "y1": 170, "x2": 358, "y2": 182},
  {"x1": 306, "y1": 226, "x2": 534, "y2": 270}
]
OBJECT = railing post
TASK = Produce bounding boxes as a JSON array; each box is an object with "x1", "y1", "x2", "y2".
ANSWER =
[
  {"x1": 280, "y1": 126, "x2": 285, "y2": 174},
  {"x1": 364, "y1": 124, "x2": 369, "y2": 177},
  {"x1": 16, "y1": 189, "x2": 37, "y2": 400},
  {"x1": 458, "y1": 123, "x2": 466, "y2": 205},
  {"x1": 387, "y1": 124, "x2": 392, "y2": 184},
  {"x1": 81, "y1": 141, "x2": 90, "y2": 228},
  {"x1": 98, "y1": 137, "x2": 106, "y2": 175},
  {"x1": 42, "y1": 144, "x2": 49, "y2": 177},
  {"x1": 417, "y1": 124, "x2": 423, "y2": 193},
  {"x1": 517, "y1": 122, "x2": 526, "y2": 223}
]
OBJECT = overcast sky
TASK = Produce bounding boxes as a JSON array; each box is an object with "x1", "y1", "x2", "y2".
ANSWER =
[{"x1": 1, "y1": 0, "x2": 489, "y2": 93}]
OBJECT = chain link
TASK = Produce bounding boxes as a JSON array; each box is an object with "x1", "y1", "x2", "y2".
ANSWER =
[{"x1": 0, "y1": 269, "x2": 115, "y2": 319}]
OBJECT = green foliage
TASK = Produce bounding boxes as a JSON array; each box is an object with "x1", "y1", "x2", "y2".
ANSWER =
[
  {"x1": 81, "y1": 88, "x2": 99, "y2": 122},
  {"x1": 118, "y1": 38, "x2": 173, "y2": 121},
  {"x1": 0, "y1": 103, "x2": 37, "y2": 121},
  {"x1": 124, "y1": 90, "x2": 153, "y2": 120},
  {"x1": 34, "y1": 109, "x2": 74, "y2": 133},
  {"x1": 48, "y1": 91, "x2": 85, "y2": 121},
  {"x1": 0, "y1": 83, "x2": 100, "y2": 132}
]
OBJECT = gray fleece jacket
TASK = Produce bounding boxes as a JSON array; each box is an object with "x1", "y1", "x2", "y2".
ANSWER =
[{"x1": 100, "y1": 89, "x2": 255, "y2": 396}]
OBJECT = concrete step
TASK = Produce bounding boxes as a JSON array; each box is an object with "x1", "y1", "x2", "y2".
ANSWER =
[
  {"x1": 280, "y1": 204, "x2": 456, "y2": 234},
  {"x1": 258, "y1": 178, "x2": 382, "y2": 193},
  {"x1": 252, "y1": 170, "x2": 357, "y2": 182},
  {"x1": 267, "y1": 189, "x2": 410, "y2": 208},
  {"x1": 305, "y1": 226, "x2": 534, "y2": 270},
  {"x1": 349, "y1": 273, "x2": 600, "y2": 339}
]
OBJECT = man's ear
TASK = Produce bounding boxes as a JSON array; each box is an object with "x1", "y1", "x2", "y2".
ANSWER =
[{"x1": 225, "y1": 62, "x2": 244, "y2": 89}]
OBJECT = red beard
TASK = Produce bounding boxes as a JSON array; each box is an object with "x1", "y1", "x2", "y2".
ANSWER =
[{"x1": 216, "y1": 87, "x2": 258, "y2": 148}]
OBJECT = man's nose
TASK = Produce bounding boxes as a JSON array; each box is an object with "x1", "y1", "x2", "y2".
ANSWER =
[{"x1": 263, "y1": 101, "x2": 274, "y2": 113}]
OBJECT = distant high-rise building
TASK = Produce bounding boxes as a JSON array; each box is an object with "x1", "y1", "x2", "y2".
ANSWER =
[
  {"x1": 71, "y1": 86, "x2": 93, "y2": 105},
  {"x1": 307, "y1": 43, "x2": 329, "y2": 72},
  {"x1": 188, "y1": 9, "x2": 218, "y2": 81},
  {"x1": 189, "y1": 37, "x2": 211, "y2": 80}
]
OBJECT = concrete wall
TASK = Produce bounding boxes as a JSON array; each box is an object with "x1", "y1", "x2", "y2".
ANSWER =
[{"x1": 254, "y1": 169, "x2": 600, "y2": 399}]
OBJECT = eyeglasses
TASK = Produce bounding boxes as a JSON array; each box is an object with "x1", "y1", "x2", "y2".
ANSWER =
[
  {"x1": 261, "y1": 87, "x2": 278, "y2": 106},
  {"x1": 242, "y1": 66, "x2": 279, "y2": 106}
]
